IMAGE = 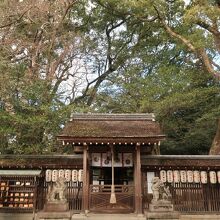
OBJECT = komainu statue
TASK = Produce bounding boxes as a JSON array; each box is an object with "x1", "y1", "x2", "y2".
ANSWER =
[
  {"x1": 147, "y1": 177, "x2": 179, "y2": 218},
  {"x1": 47, "y1": 177, "x2": 67, "y2": 202},
  {"x1": 151, "y1": 177, "x2": 171, "y2": 203}
]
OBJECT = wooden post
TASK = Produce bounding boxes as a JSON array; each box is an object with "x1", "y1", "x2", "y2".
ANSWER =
[
  {"x1": 134, "y1": 142, "x2": 142, "y2": 214},
  {"x1": 82, "y1": 143, "x2": 89, "y2": 213}
]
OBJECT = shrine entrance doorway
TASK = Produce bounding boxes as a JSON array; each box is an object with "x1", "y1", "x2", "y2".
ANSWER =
[
  {"x1": 89, "y1": 167, "x2": 135, "y2": 213},
  {"x1": 92, "y1": 167, "x2": 133, "y2": 185}
]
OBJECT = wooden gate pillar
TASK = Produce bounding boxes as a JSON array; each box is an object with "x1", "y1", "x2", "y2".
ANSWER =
[
  {"x1": 134, "y1": 142, "x2": 142, "y2": 214},
  {"x1": 82, "y1": 143, "x2": 89, "y2": 213}
]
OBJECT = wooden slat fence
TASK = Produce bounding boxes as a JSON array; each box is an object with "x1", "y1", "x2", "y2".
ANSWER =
[
  {"x1": 36, "y1": 177, "x2": 82, "y2": 212},
  {"x1": 143, "y1": 173, "x2": 220, "y2": 213}
]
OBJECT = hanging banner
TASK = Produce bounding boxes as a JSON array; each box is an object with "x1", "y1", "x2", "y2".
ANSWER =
[
  {"x1": 65, "y1": 169, "x2": 71, "y2": 182},
  {"x1": 78, "y1": 169, "x2": 83, "y2": 182},
  {"x1": 187, "y1": 170, "x2": 193, "y2": 183},
  {"x1": 180, "y1": 171, "x2": 187, "y2": 183},
  {"x1": 91, "y1": 153, "x2": 101, "y2": 167},
  {"x1": 91, "y1": 153, "x2": 132, "y2": 167},
  {"x1": 114, "y1": 153, "x2": 122, "y2": 167},
  {"x1": 173, "y1": 170, "x2": 180, "y2": 183},
  {"x1": 193, "y1": 170, "x2": 200, "y2": 183},
  {"x1": 45, "y1": 169, "x2": 52, "y2": 182},
  {"x1": 160, "y1": 170, "x2": 167, "y2": 183},
  {"x1": 200, "y1": 171, "x2": 208, "y2": 184},
  {"x1": 72, "y1": 170, "x2": 78, "y2": 182},
  {"x1": 52, "y1": 170, "x2": 58, "y2": 182},
  {"x1": 102, "y1": 153, "x2": 112, "y2": 167},
  {"x1": 217, "y1": 171, "x2": 220, "y2": 183},
  {"x1": 167, "y1": 170, "x2": 173, "y2": 183},
  {"x1": 123, "y1": 153, "x2": 133, "y2": 167},
  {"x1": 210, "y1": 171, "x2": 217, "y2": 184}
]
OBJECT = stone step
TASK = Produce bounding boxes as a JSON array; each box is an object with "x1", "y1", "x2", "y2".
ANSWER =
[
  {"x1": 181, "y1": 215, "x2": 220, "y2": 220},
  {"x1": 1, "y1": 213, "x2": 220, "y2": 220},
  {"x1": 72, "y1": 214, "x2": 145, "y2": 220},
  {"x1": 0, "y1": 213, "x2": 33, "y2": 220},
  {"x1": 72, "y1": 213, "x2": 220, "y2": 220}
]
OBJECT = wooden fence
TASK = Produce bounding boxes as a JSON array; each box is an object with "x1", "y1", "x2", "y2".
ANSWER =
[
  {"x1": 37, "y1": 175, "x2": 220, "y2": 213},
  {"x1": 36, "y1": 177, "x2": 83, "y2": 212},
  {"x1": 143, "y1": 181, "x2": 220, "y2": 213},
  {"x1": 171, "y1": 182, "x2": 220, "y2": 212}
]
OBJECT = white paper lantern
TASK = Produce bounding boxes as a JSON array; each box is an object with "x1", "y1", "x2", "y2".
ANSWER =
[
  {"x1": 187, "y1": 170, "x2": 193, "y2": 183},
  {"x1": 167, "y1": 170, "x2": 173, "y2": 183},
  {"x1": 52, "y1": 170, "x2": 58, "y2": 182},
  {"x1": 193, "y1": 170, "x2": 200, "y2": 183},
  {"x1": 217, "y1": 171, "x2": 220, "y2": 183},
  {"x1": 65, "y1": 169, "x2": 71, "y2": 182},
  {"x1": 200, "y1": 171, "x2": 208, "y2": 184},
  {"x1": 58, "y1": 169, "x2": 65, "y2": 178},
  {"x1": 160, "y1": 170, "x2": 167, "y2": 183},
  {"x1": 78, "y1": 169, "x2": 83, "y2": 182},
  {"x1": 72, "y1": 170, "x2": 78, "y2": 182},
  {"x1": 173, "y1": 170, "x2": 180, "y2": 183},
  {"x1": 210, "y1": 171, "x2": 217, "y2": 184},
  {"x1": 180, "y1": 171, "x2": 187, "y2": 183},
  {"x1": 45, "y1": 169, "x2": 52, "y2": 182}
]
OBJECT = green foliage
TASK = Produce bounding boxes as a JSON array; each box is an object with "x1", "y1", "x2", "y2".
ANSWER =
[
  {"x1": 91, "y1": 39, "x2": 220, "y2": 154},
  {"x1": 0, "y1": 69, "x2": 72, "y2": 154},
  {"x1": 87, "y1": 0, "x2": 220, "y2": 154},
  {"x1": 0, "y1": 0, "x2": 79, "y2": 154},
  {"x1": 1, "y1": 0, "x2": 220, "y2": 155}
]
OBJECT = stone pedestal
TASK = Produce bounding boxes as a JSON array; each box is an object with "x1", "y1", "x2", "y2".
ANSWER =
[
  {"x1": 149, "y1": 201, "x2": 174, "y2": 212},
  {"x1": 44, "y1": 201, "x2": 69, "y2": 212},
  {"x1": 36, "y1": 211, "x2": 72, "y2": 220},
  {"x1": 146, "y1": 211, "x2": 180, "y2": 220},
  {"x1": 36, "y1": 201, "x2": 72, "y2": 220},
  {"x1": 146, "y1": 201, "x2": 180, "y2": 220}
]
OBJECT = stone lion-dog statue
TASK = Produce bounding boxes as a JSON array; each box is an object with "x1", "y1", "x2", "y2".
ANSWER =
[
  {"x1": 151, "y1": 177, "x2": 171, "y2": 203},
  {"x1": 47, "y1": 177, "x2": 67, "y2": 202}
]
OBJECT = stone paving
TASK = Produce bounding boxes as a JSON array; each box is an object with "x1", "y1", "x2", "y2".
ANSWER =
[{"x1": 0, "y1": 213, "x2": 220, "y2": 220}]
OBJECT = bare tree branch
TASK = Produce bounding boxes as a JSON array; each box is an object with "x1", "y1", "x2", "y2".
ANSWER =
[{"x1": 154, "y1": 6, "x2": 220, "y2": 79}]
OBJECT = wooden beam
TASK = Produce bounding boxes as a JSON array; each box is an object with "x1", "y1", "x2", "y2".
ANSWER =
[
  {"x1": 134, "y1": 142, "x2": 142, "y2": 214},
  {"x1": 82, "y1": 143, "x2": 89, "y2": 213}
]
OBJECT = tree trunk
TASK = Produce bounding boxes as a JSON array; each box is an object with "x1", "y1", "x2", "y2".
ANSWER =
[{"x1": 209, "y1": 119, "x2": 220, "y2": 155}]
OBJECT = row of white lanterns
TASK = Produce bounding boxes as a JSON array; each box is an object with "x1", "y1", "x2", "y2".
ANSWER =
[
  {"x1": 160, "y1": 170, "x2": 220, "y2": 184},
  {"x1": 45, "y1": 169, "x2": 83, "y2": 182}
]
